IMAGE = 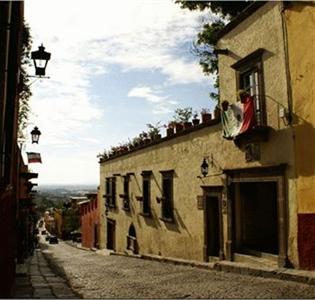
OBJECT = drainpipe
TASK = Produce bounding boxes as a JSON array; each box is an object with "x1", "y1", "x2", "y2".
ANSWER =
[{"x1": 280, "y1": 1, "x2": 293, "y2": 125}]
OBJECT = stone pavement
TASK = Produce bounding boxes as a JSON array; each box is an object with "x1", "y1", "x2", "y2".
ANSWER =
[
  {"x1": 68, "y1": 240, "x2": 315, "y2": 285},
  {"x1": 13, "y1": 248, "x2": 78, "y2": 299},
  {"x1": 138, "y1": 253, "x2": 315, "y2": 285},
  {"x1": 41, "y1": 241, "x2": 315, "y2": 299}
]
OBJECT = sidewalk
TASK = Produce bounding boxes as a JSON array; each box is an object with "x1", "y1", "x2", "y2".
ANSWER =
[{"x1": 13, "y1": 248, "x2": 78, "y2": 299}]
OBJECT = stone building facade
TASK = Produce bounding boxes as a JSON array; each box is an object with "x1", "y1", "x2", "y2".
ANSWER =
[
  {"x1": 0, "y1": 1, "x2": 27, "y2": 296},
  {"x1": 79, "y1": 193, "x2": 99, "y2": 249},
  {"x1": 98, "y1": 2, "x2": 315, "y2": 270}
]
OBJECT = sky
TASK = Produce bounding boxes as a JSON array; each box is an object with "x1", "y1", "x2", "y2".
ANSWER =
[{"x1": 24, "y1": 0, "x2": 216, "y2": 185}]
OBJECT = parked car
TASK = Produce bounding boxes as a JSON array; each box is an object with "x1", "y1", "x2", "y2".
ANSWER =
[
  {"x1": 41, "y1": 230, "x2": 46, "y2": 235},
  {"x1": 49, "y1": 236, "x2": 59, "y2": 244},
  {"x1": 45, "y1": 235, "x2": 50, "y2": 241},
  {"x1": 70, "y1": 231, "x2": 82, "y2": 243}
]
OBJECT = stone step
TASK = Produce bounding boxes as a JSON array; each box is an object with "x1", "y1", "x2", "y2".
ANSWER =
[{"x1": 234, "y1": 253, "x2": 278, "y2": 268}]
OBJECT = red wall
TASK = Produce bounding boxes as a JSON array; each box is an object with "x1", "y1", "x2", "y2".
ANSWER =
[
  {"x1": 298, "y1": 213, "x2": 315, "y2": 270},
  {"x1": 80, "y1": 195, "x2": 99, "y2": 249}
]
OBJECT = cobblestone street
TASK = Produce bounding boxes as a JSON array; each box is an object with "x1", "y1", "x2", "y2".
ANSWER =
[{"x1": 41, "y1": 241, "x2": 315, "y2": 299}]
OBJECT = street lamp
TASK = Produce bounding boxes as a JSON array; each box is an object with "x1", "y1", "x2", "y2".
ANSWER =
[
  {"x1": 200, "y1": 158, "x2": 209, "y2": 177},
  {"x1": 30, "y1": 126, "x2": 41, "y2": 144},
  {"x1": 31, "y1": 44, "x2": 51, "y2": 77}
]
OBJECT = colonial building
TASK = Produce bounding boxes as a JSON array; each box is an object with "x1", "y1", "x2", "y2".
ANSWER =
[
  {"x1": 98, "y1": 1, "x2": 315, "y2": 270},
  {"x1": 0, "y1": 1, "x2": 27, "y2": 297},
  {"x1": 78, "y1": 193, "x2": 99, "y2": 249}
]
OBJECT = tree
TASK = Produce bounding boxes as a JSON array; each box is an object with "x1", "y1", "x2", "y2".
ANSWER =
[
  {"x1": 18, "y1": 22, "x2": 32, "y2": 141},
  {"x1": 176, "y1": 1, "x2": 252, "y2": 102}
]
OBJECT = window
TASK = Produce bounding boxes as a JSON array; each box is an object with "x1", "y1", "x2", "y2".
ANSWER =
[
  {"x1": 121, "y1": 175, "x2": 130, "y2": 210},
  {"x1": 105, "y1": 177, "x2": 116, "y2": 208},
  {"x1": 141, "y1": 171, "x2": 152, "y2": 216},
  {"x1": 232, "y1": 48, "x2": 266, "y2": 126},
  {"x1": 160, "y1": 170, "x2": 174, "y2": 221}
]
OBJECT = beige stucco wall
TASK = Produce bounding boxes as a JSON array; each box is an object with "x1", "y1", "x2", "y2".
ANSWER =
[
  {"x1": 285, "y1": 3, "x2": 315, "y2": 214},
  {"x1": 97, "y1": 2, "x2": 307, "y2": 267},
  {"x1": 99, "y1": 113, "x2": 294, "y2": 262},
  {"x1": 99, "y1": 126, "x2": 224, "y2": 261},
  {"x1": 217, "y1": 2, "x2": 298, "y2": 265}
]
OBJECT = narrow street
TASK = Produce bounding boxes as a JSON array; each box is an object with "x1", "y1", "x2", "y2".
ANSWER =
[{"x1": 42, "y1": 241, "x2": 315, "y2": 299}]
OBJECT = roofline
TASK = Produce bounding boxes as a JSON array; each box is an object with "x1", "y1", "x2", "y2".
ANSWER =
[
  {"x1": 215, "y1": 1, "x2": 267, "y2": 43},
  {"x1": 99, "y1": 118, "x2": 221, "y2": 164}
]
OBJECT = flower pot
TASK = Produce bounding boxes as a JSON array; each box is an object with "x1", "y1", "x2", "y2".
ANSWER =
[
  {"x1": 175, "y1": 123, "x2": 184, "y2": 133},
  {"x1": 214, "y1": 106, "x2": 221, "y2": 120},
  {"x1": 183, "y1": 121, "x2": 192, "y2": 130},
  {"x1": 167, "y1": 127, "x2": 174, "y2": 136},
  {"x1": 201, "y1": 113, "x2": 211, "y2": 123},
  {"x1": 192, "y1": 118, "x2": 200, "y2": 126},
  {"x1": 152, "y1": 134, "x2": 162, "y2": 140}
]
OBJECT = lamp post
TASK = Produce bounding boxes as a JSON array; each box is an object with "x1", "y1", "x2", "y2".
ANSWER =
[
  {"x1": 30, "y1": 126, "x2": 41, "y2": 144},
  {"x1": 31, "y1": 44, "x2": 51, "y2": 77}
]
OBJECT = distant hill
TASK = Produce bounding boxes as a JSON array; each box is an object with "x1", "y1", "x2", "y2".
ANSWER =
[
  {"x1": 37, "y1": 184, "x2": 98, "y2": 197},
  {"x1": 38, "y1": 184, "x2": 97, "y2": 191}
]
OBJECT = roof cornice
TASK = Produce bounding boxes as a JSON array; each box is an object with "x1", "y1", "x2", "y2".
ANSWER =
[{"x1": 215, "y1": 1, "x2": 267, "y2": 43}]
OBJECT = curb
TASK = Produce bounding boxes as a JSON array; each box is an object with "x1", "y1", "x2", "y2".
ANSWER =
[
  {"x1": 113, "y1": 252, "x2": 315, "y2": 286},
  {"x1": 64, "y1": 241, "x2": 315, "y2": 286}
]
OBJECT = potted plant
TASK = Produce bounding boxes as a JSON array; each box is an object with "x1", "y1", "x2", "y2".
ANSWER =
[
  {"x1": 173, "y1": 107, "x2": 193, "y2": 130},
  {"x1": 127, "y1": 139, "x2": 134, "y2": 151},
  {"x1": 97, "y1": 150, "x2": 108, "y2": 161},
  {"x1": 214, "y1": 105, "x2": 221, "y2": 120},
  {"x1": 139, "y1": 131, "x2": 150, "y2": 144},
  {"x1": 110, "y1": 146, "x2": 119, "y2": 156},
  {"x1": 201, "y1": 108, "x2": 212, "y2": 123},
  {"x1": 147, "y1": 122, "x2": 162, "y2": 140},
  {"x1": 192, "y1": 111, "x2": 200, "y2": 126},
  {"x1": 132, "y1": 136, "x2": 141, "y2": 148},
  {"x1": 166, "y1": 121, "x2": 175, "y2": 136}
]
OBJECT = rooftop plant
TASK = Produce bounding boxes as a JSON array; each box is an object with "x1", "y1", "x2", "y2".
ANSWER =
[
  {"x1": 147, "y1": 122, "x2": 162, "y2": 139},
  {"x1": 201, "y1": 108, "x2": 211, "y2": 114},
  {"x1": 173, "y1": 107, "x2": 193, "y2": 123}
]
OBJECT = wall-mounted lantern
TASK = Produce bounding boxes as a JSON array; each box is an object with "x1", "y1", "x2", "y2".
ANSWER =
[
  {"x1": 200, "y1": 158, "x2": 209, "y2": 177},
  {"x1": 31, "y1": 44, "x2": 51, "y2": 77},
  {"x1": 30, "y1": 126, "x2": 41, "y2": 144}
]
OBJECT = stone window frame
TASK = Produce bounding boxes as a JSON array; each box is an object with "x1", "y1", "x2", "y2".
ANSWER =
[
  {"x1": 231, "y1": 48, "x2": 267, "y2": 127},
  {"x1": 105, "y1": 177, "x2": 116, "y2": 208},
  {"x1": 120, "y1": 175, "x2": 130, "y2": 211},
  {"x1": 140, "y1": 170, "x2": 152, "y2": 217},
  {"x1": 159, "y1": 170, "x2": 174, "y2": 222}
]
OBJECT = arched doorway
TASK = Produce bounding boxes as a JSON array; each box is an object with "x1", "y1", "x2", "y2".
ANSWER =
[{"x1": 127, "y1": 224, "x2": 138, "y2": 254}]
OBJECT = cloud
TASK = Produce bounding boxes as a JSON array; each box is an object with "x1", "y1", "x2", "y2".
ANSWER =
[
  {"x1": 128, "y1": 85, "x2": 177, "y2": 115},
  {"x1": 24, "y1": 0, "x2": 214, "y2": 184},
  {"x1": 128, "y1": 86, "x2": 166, "y2": 103},
  {"x1": 26, "y1": 0, "x2": 210, "y2": 86}
]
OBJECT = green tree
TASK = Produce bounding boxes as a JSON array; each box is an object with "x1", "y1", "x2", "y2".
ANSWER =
[
  {"x1": 18, "y1": 22, "x2": 33, "y2": 141},
  {"x1": 176, "y1": 1, "x2": 252, "y2": 102}
]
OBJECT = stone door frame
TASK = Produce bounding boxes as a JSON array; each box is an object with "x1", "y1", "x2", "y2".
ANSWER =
[{"x1": 224, "y1": 164, "x2": 288, "y2": 267}]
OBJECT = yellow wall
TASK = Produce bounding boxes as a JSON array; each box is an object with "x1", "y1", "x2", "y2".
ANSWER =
[
  {"x1": 285, "y1": 3, "x2": 315, "y2": 213},
  {"x1": 98, "y1": 2, "x2": 311, "y2": 267},
  {"x1": 217, "y1": 2, "x2": 298, "y2": 264},
  {"x1": 99, "y1": 118, "x2": 294, "y2": 262}
]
